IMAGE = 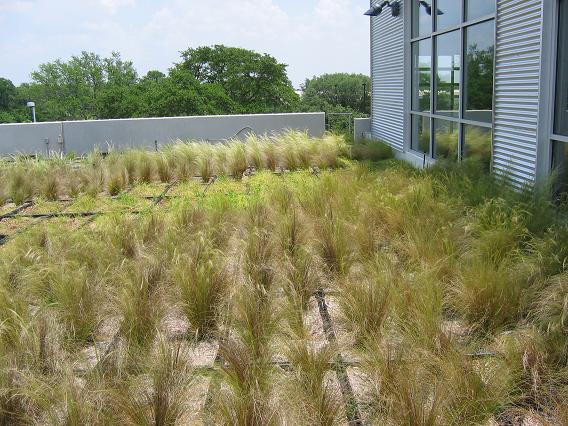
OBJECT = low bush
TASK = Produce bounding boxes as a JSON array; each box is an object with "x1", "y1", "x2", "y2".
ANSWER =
[{"x1": 350, "y1": 138, "x2": 394, "y2": 162}]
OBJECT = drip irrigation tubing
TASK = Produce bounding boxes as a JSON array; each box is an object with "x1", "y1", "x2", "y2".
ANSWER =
[
  {"x1": 0, "y1": 200, "x2": 33, "y2": 221},
  {"x1": 315, "y1": 288, "x2": 364, "y2": 426},
  {"x1": 201, "y1": 332, "x2": 228, "y2": 425}
]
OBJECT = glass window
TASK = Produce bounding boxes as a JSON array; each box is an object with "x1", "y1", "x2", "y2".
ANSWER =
[
  {"x1": 436, "y1": 0, "x2": 462, "y2": 31},
  {"x1": 435, "y1": 30, "x2": 461, "y2": 118},
  {"x1": 464, "y1": 20, "x2": 495, "y2": 123},
  {"x1": 412, "y1": 0, "x2": 432, "y2": 38},
  {"x1": 412, "y1": 40, "x2": 432, "y2": 112},
  {"x1": 463, "y1": 125, "x2": 492, "y2": 170},
  {"x1": 555, "y1": 0, "x2": 568, "y2": 136},
  {"x1": 434, "y1": 119, "x2": 459, "y2": 161},
  {"x1": 411, "y1": 115, "x2": 431, "y2": 154},
  {"x1": 552, "y1": 141, "x2": 568, "y2": 200},
  {"x1": 466, "y1": 0, "x2": 495, "y2": 21}
]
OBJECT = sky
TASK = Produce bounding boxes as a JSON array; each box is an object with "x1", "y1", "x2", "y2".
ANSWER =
[{"x1": 0, "y1": 0, "x2": 371, "y2": 89}]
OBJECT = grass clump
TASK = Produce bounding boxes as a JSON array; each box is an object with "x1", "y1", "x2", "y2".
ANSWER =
[
  {"x1": 284, "y1": 340, "x2": 341, "y2": 426},
  {"x1": 227, "y1": 141, "x2": 248, "y2": 178},
  {"x1": 7, "y1": 166, "x2": 33, "y2": 205},
  {"x1": 43, "y1": 264, "x2": 103, "y2": 344},
  {"x1": 2, "y1": 144, "x2": 568, "y2": 423},
  {"x1": 173, "y1": 235, "x2": 227, "y2": 340},
  {"x1": 118, "y1": 258, "x2": 164, "y2": 352},
  {"x1": 114, "y1": 336, "x2": 194, "y2": 425},
  {"x1": 214, "y1": 282, "x2": 279, "y2": 425},
  {"x1": 338, "y1": 260, "x2": 392, "y2": 346}
]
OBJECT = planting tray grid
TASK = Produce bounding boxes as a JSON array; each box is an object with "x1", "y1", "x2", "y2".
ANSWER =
[{"x1": 0, "y1": 170, "x2": 502, "y2": 425}]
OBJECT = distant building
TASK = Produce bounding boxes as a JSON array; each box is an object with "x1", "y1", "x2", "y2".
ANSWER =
[{"x1": 368, "y1": 0, "x2": 566, "y2": 192}]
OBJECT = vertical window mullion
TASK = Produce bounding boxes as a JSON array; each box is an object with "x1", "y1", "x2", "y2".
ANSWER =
[
  {"x1": 431, "y1": 34, "x2": 436, "y2": 156},
  {"x1": 431, "y1": 0, "x2": 435, "y2": 156},
  {"x1": 434, "y1": 0, "x2": 437, "y2": 31},
  {"x1": 459, "y1": 15, "x2": 466, "y2": 159}
]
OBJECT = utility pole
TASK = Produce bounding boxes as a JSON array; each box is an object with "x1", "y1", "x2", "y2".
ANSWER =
[{"x1": 362, "y1": 82, "x2": 368, "y2": 114}]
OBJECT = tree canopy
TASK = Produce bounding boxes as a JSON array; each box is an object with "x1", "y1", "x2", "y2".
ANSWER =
[
  {"x1": 301, "y1": 73, "x2": 371, "y2": 115},
  {"x1": 0, "y1": 46, "x2": 370, "y2": 124},
  {"x1": 0, "y1": 77, "x2": 28, "y2": 123},
  {"x1": 176, "y1": 45, "x2": 300, "y2": 114}
]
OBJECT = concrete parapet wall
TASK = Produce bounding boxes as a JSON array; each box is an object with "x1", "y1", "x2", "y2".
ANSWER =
[
  {"x1": 353, "y1": 118, "x2": 371, "y2": 143},
  {"x1": 0, "y1": 112, "x2": 326, "y2": 156}
]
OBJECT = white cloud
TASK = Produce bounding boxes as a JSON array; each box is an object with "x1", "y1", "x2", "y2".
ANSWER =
[
  {"x1": 0, "y1": 0, "x2": 34, "y2": 13},
  {"x1": 314, "y1": 0, "x2": 352, "y2": 24},
  {"x1": 99, "y1": 0, "x2": 135, "y2": 14}
]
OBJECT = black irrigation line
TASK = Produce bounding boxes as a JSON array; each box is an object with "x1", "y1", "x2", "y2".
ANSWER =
[
  {"x1": 0, "y1": 200, "x2": 34, "y2": 221},
  {"x1": 0, "y1": 176, "x2": 232, "y2": 246},
  {"x1": 6, "y1": 211, "x2": 126, "y2": 219},
  {"x1": 201, "y1": 332, "x2": 228, "y2": 425},
  {"x1": 0, "y1": 188, "x2": 137, "y2": 247},
  {"x1": 315, "y1": 288, "x2": 365, "y2": 426}
]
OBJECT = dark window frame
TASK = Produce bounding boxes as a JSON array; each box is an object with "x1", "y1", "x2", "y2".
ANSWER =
[
  {"x1": 554, "y1": 0, "x2": 568, "y2": 137},
  {"x1": 409, "y1": 0, "x2": 496, "y2": 164}
]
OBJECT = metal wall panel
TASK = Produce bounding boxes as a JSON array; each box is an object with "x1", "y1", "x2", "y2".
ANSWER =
[
  {"x1": 493, "y1": 0, "x2": 543, "y2": 185},
  {"x1": 370, "y1": 0, "x2": 405, "y2": 151}
]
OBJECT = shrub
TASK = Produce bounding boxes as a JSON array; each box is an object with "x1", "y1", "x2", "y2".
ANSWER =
[{"x1": 351, "y1": 138, "x2": 394, "y2": 162}]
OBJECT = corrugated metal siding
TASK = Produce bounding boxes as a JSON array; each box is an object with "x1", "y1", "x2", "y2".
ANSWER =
[
  {"x1": 493, "y1": 0, "x2": 542, "y2": 185},
  {"x1": 370, "y1": 0, "x2": 405, "y2": 151}
]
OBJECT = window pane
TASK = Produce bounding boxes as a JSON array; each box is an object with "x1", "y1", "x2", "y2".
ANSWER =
[
  {"x1": 412, "y1": 40, "x2": 432, "y2": 112},
  {"x1": 463, "y1": 125, "x2": 492, "y2": 170},
  {"x1": 412, "y1": 0, "x2": 432, "y2": 37},
  {"x1": 552, "y1": 141, "x2": 568, "y2": 200},
  {"x1": 436, "y1": 0, "x2": 462, "y2": 30},
  {"x1": 435, "y1": 31, "x2": 460, "y2": 118},
  {"x1": 555, "y1": 0, "x2": 568, "y2": 136},
  {"x1": 411, "y1": 115, "x2": 431, "y2": 154},
  {"x1": 434, "y1": 119, "x2": 458, "y2": 160},
  {"x1": 466, "y1": 0, "x2": 495, "y2": 21},
  {"x1": 464, "y1": 20, "x2": 494, "y2": 123}
]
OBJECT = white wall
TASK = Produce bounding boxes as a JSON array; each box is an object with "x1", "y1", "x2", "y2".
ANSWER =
[
  {"x1": 0, "y1": 112, "x2": 326, "y2": 156},
  {"x1": 0, "y1": 122, "x2": 62, "y2": 156},
  {"x1": 354, "y1": 118, "x2": 371, "y2": 142}
]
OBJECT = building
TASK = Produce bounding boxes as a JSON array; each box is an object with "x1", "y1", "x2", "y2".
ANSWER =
[{"x1": 367, "y1": 0, "x2": 567, "y2": 193}]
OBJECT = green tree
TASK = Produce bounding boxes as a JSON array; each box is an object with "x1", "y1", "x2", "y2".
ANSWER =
[
  {"x1": 174, "y1": 45, "x2": 300, "y2": 114},
  {"x1": 135, "y1": 67, "x2": 237, "y2": 118},
  {"x1": 0, "y1": 78, "x2": 17, "y2": 110},
  {"x1": 0, "y1": 78, "x2": 30, "y2": 123},
  {"x1": 2, "y1": 46, "x2": 305, "y2": 122},
  {"x1": 27, "y1": 51, "x2": 138, "y2": 121},
  {"x1": 142, "y1": 70, "x2": 166, "y2": 83},
  {"x1": 301, "y1": 73, "x2": 371, "y2": 115}
]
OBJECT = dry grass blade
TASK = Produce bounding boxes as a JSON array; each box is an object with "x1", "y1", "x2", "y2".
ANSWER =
[
  {"x1": 114, "y1": 336, "x2": 194, "y2": 425},
  {"x1": 173, "y1": 235, "x2": 227, "y2": 340},
  {"x1": 338, "y1": 266, "x2": 391, "y2": 347},
  {"x1": 227, "y1": 141, "x2": 248, "y2": 179},
  {"x1": 118, "y1": 258, "x2": 164, "y2": 352},
  {"x1": 284, "y1": 340, "x2": 342, "y2": 426}
]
